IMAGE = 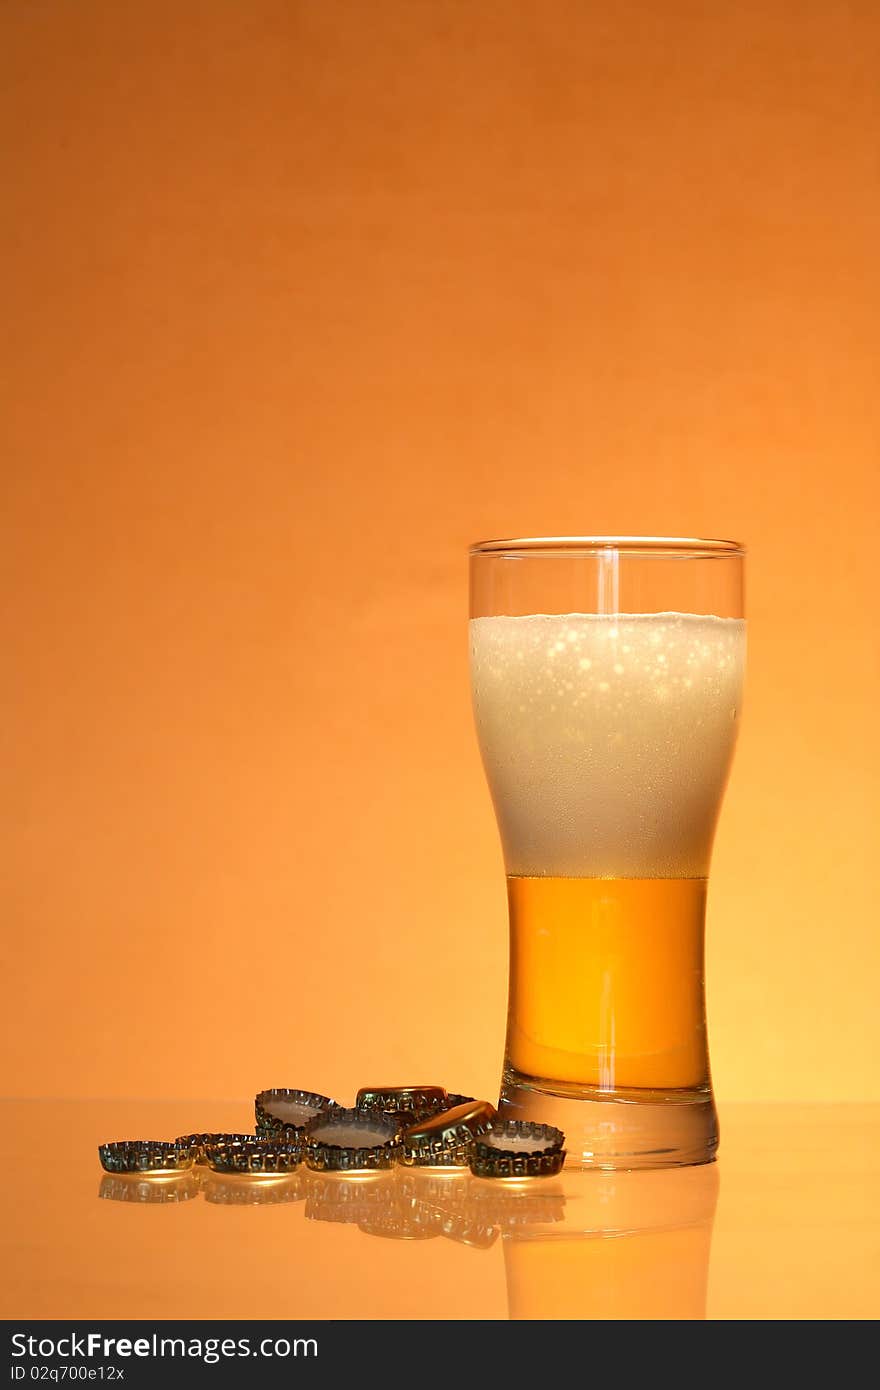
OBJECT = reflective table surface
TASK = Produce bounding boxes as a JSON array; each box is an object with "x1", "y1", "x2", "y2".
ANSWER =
[{"x1": 2, "y1": 1101, "x2": 877, "y2": 1320}]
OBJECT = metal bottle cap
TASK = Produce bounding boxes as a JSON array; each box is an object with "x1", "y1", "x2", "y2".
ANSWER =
[
  {"x1": 401, "y1": 1142, "x2": 473, "y2": 1169},
  {"x1": 98, "y1": 1140, "x2": 195, "y2": 1175},
  {"x1": 470, "y1": 1120, "x2": 566, "y2": 1178},
  {"x1": 205, "y1": 1134, "x2": 302, "y2": 1176},
  {"x1": 401, "y1": 1099, "x2": 497, "y2": 1166},
  {"x1": 255, "y1": 1089, "x2": 340, "y2": 1136},
  {"x1": 303, "y1": 1108, "x2": 401, "y2": 1172},
  {"x1": 356, "y1": 1085, "x2": 448, "y2": 1124},
  {"x1": 174, "y1": 1133, "x2": 238, "y2": 1165}
]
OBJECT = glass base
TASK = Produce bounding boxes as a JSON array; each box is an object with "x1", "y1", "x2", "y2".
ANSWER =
[{"x1": 499, "y1": 1066, "x2": 718, "y2": 1170}]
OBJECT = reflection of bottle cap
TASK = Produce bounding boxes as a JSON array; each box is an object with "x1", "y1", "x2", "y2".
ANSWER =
[
  {"x1": 465, "y1": 1180, "x2": 567, "y2": 1228},
  {"x1": 436, "y1": 1213, "x2": 499, "y2": 1250},
  {"x1": 401, "y1": 1099, "x2": 497, "y2": 1166},
  {"x1": 304, "y1": 1108, "x2": 401, "y2": 1172},
  {"x1": 471, "y1": 1121, "x2": 566, "y2": 1178},
  {"x1": 396, "y1": 1168, "x2": 470, "y2": 1208},
  {"x1": 99, "y1": 1140, "x2": 195, "y2": 1175},
  {"x1": 203, "y1": 1173, "x2": 303, "y2": 1205},
  {"x1": 205, "y1": 1135, "x2": 301, "y2": 1176},
  {"x1": 98, "y1": 1173, "x2": 200, "y2": 1203},
  {"x1": 357, "y1": 1200, "x2": 443, "y2": 1242},
  {"x1": 255, "y1": 1089, "x2": 340, "y2": 1136},
  {"x1": 356, "y1": 1085, "x2": 448, "y2": 1124},
  {"x1": 304, "y1": 1170, "x2": 445, "y2": 1240},
  {"x1": 304, "y1": 1170, "x2": 398, "y2": 1223}
]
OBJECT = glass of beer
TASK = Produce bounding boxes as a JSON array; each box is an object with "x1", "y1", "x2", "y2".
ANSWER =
[{"x1": 469, "y1": 537, "x2": 745, "y2": 1168}]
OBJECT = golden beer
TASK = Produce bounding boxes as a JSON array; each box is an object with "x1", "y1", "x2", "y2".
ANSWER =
[
  {"x1": 506, "y1": 876, "x2": 708, "y2": 1092},
  {"x1": 470, "y1": 588, "x2": 745, "y2": 1167}
]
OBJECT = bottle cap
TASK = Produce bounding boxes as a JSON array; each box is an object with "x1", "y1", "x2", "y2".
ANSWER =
[
  {"x1": 205, "y1": 1134, "x2": 301, "y2": 1176},
  {"x1": 356, "y1": 1085, "x2": 448, "y2": 1124},
  {"x1": 98, "y1": 1140, "x2": 194, "y2": 1175},
  {"x1": 470, "y1": 1120, "x2": 566, "y2": 1178},
  {"x1": 255, "y1": 1089, "x2": 340, "y2": 1136},
  {"x1": 401, "y1": 1142, "x2": 473, "y2": 1169},
  {"x1": 401, "y1": 1099, "x2": 497, "y2": 1166},
  {"x1": 303, "y1": 1108, "x2": 401, "y2": 1172},
  {"x1": 174, "y1": 1133, "x2": 238, "y2": 1165}
]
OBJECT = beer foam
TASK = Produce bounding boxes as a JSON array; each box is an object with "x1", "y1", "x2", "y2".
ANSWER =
[{"x1": 470, "y1": 612, "x2": 745, "y2": 878}]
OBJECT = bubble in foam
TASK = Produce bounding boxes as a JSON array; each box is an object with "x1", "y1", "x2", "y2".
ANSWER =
[{"x1": 470, "y1": 612, "x2": 745, "y2": 879}]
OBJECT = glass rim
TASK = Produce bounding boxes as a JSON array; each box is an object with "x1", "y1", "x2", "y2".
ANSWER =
[{"x1": 469, "y1": 535, "x2": 745, "y2": 559}]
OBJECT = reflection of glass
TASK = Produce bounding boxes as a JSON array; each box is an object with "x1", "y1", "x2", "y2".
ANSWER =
[
  {"x1": 470, "y1": 538, "x2": 745, "y2": 1168},
  {"x1": 503, "y1": 1166, "x2": 719, "y2": 1320}
]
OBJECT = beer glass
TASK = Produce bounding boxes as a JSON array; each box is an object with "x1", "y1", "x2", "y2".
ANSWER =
[{"x1": 470, "y1": 537, "x2": 745, "y2": 1168}]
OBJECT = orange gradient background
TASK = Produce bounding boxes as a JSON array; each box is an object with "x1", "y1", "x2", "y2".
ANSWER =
[{"x1": 3, "y1": 0, "x2": 878, "y2": 1105}]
